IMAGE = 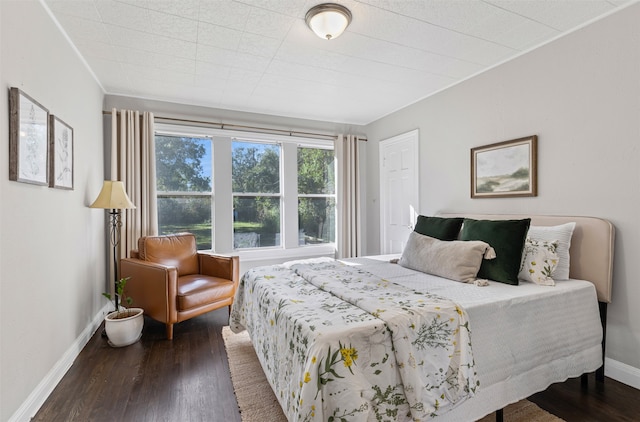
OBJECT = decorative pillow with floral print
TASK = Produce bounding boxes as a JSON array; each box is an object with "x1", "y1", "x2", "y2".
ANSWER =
[{"x1": 518, "y1": 238, "x2": 559, "y2": 286}]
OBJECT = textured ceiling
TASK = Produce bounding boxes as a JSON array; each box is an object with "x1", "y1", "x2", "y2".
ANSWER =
[{"x1": 44, "y1": 0, "x2": 632, "y2": 125}]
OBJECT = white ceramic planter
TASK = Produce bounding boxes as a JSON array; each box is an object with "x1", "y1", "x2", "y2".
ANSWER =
[{"x1": 104, "y1": 307, "x2": 144, "y2": 347}]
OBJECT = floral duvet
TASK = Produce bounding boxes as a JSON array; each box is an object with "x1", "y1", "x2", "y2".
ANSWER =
[{"x1": 230, "y1": 258, "x2": 478, "y2": 421}]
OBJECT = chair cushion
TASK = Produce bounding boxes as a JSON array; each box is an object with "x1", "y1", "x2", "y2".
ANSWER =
[
  {"x1": 138, "y1": 233, "x2": 199, "y2": 276},
  {"x1": 177, "y1": 275, "x2": 235, "y2": 311}
]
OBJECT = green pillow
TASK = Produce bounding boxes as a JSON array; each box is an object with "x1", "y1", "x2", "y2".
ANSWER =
[
  {"x1": 414, "y1": 216, "x2": 464, "y2": 241},
  {"x1": 460, "y1": 218, "x2": 531, "y2": 285}
]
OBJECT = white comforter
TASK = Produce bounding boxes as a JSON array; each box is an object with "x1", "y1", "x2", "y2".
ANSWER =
[{"x1": 344, "y1": 256, "x2": 603, "y2": 421}]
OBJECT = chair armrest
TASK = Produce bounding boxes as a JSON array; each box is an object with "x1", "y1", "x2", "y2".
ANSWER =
[
  {"x1": 198, "y1": 253, "x2": 240, "y2": 283},
  {"x1": 120, "y1": 258, "x2": 179, "y2": 323}
]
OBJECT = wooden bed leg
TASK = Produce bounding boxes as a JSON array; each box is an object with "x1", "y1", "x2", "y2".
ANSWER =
[
  {"x1": 597, "y1": 302, "x2": 608, "y2": 384},
  {"x1": 495, "y1": 408, "x2": 504, "y2": 422}
]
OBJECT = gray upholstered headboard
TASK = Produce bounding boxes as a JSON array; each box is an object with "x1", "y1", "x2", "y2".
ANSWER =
[{"x1": 438, "y1": 213, "x2": 615, "y2": 303}]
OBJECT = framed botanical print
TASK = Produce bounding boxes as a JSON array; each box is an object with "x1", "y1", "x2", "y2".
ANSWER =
[
  {"x1": 9, "y1": 87, "x2": 50, "y2": 186},
  {"x1": 49, "y1": 115, "x2": 74, "y2": 190}
]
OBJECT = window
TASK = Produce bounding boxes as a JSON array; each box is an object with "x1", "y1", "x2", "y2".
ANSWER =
[
  {"x1": 298, "y1": 147, "x2": 336, "y2": 245},
  {"x1": 154, "y1": 125, "x2": 336, "y2": 257},
  {"x1": 155, "y1": 134, "x2": 212, "y2": 250},
  {"x1": 232, "y1": 140, "x2": 281, "y2": 249}
]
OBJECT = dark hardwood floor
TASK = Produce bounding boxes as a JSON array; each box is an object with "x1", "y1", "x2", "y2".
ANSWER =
[
  {"x1": 33, "y1": 308, "x2": 640, "y2": 421},
  {"x1": 529, "y1": 374, "x2": 640, "y2": 422},
  {"x1": 33, "y1": 309, "x2": 241, "y2": 422}
]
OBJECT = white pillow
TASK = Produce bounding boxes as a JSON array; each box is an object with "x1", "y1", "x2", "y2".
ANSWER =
[
  {"x1": 527, "y1": 223, "x2": 575, "y2": 280},
  {"x1": 518, "y1": 238, "x2": 559, "y2": 286},
  {"x1": 399, "y1": 232, "x2": 495, "y2": 283}
]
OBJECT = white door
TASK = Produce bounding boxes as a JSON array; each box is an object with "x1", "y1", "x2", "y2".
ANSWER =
[{"x1": 379, "y1": 130, "x2": 419, "y2": 254}]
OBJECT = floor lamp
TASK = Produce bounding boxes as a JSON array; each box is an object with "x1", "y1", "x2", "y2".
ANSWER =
[{"x1": 90, "y1": 181, "x2": 136, "y2": 312}]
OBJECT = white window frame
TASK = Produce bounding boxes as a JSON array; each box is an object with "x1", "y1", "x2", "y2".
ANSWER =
[{"x1": 155, "y1": 123, "x2": 336, "y2": 262}]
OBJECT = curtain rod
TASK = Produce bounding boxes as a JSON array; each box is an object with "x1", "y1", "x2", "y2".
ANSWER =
[{"x1": 103, "y1": 110, "x2": 367, "y2": 142}]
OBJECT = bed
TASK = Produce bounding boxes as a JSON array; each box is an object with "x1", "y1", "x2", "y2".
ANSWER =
[{"x1": 229, "y1": 214, "x2": 614, "y2": 421}]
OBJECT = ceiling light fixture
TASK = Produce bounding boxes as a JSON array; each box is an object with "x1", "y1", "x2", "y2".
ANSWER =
[{"x1": 305, "y1": 3, "x2": 352, "y2": 40}]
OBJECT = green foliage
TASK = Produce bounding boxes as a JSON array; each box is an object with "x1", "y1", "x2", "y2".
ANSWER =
[
  {"x1": 257, "y1": 196, "x2": 280, "y2": 233},
  {"x1": 298, "y1": 198, "x2": 335, "y2": 243},
  {"x1": 156, "y1": 136, "x2": 211, "y2": 192},
  {"x1": 102, "y1": 277, "x2": 134, "y2": 316},
  {"x1": 298, "y1": 148, "x2": 336, "y2": 243},
  {"x1": 155, "y1": 136, "x2": 337, "y2": 249},
  {"x1": 159, "y1": 223, "x2": 211, "y2": 249},
  {"x1": 298, "y1": 148, "x2": 335, "y2": 195},
  {"x1": 233, "y1": 196, "x2": 280, "y2": 239},
  {"x1": 232, "y1": 142, "x2": 282, "y2": 246},
  {"x1": 233, "y1": 221, "x2": 261, "y2": 231},
  {"x1": 155, "y1": 136, "x2": 212, "y2": 247},
  {"x1": 158, "y1": 196, "x2": 211, "y2": 224},
  {"x1": 232, "y1": 143, "x2": 280, "y2": 193}
]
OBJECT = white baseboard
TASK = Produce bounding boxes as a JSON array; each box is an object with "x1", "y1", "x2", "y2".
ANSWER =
[
  {"x1": 605, "y1": 357, "x2": 640, "y2": 390},
  {"x1": 8, "y1": 304, "x2": 110, "y2": 422}
]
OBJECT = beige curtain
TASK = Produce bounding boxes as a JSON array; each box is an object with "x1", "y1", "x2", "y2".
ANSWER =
[
  {"x1": 111, "y1": 108, "x2": 158, "y2": 258},
  {"x1": 335, "y1": 134, "x2": 362, "y2": 258}
]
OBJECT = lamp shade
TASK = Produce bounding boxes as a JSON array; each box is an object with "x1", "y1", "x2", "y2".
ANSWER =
[
  {"x1": 305, "y1": 3, "x2": 352, "y2": 40},
  {"x1": 90, "y1": 181, "x2": 136, "y2": 210}
]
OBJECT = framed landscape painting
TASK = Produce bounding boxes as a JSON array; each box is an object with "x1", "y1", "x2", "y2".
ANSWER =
[{"x1": 471, "y1": 135, "x2": 537, "y2": 198}]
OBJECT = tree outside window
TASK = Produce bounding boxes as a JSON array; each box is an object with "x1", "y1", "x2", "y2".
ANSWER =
[
  {"x1": 155, "y1": 135, "x2": 212, "y2": 249},
  {"x1": 298, "y1": 147, "x2": 336, "y2": 245},
  {"x1": 154, "y1": 127, "x2": 336, "y2": 254},
  {"x1": 232, "y1": 140, "x2": 281, "y2": 249}
]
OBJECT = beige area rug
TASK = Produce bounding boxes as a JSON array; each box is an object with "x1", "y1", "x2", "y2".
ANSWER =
[{"x1": 222, "y1": 327, "x2": 563, "y2": 422}]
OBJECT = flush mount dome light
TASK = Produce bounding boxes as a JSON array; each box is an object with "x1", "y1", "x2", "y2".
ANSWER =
[{"x1": 305, "y1": 3, "x2": 352, "y2": 40}]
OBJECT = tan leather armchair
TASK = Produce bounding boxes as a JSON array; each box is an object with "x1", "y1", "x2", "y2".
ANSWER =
[{"x1": 120, "y1": 233, "x2": 239, "y2": 340}]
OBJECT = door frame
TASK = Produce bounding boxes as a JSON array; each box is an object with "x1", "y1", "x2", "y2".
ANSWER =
[{"x1": 379, "y1": 129, "x2": 419, "y2": 253}]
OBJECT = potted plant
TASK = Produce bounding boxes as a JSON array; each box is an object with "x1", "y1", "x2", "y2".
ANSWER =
[{"x1": 102, "y1": 277, "x2": 144, "y2": 347}]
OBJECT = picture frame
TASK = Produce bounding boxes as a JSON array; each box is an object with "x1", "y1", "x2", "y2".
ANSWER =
[
  {"x1": 49, "y1": 115, "x2": 74, "y2": 190},
  {"x1": 9, "y1": 87, "x2": 50, "y2": 186},
  {"x1": 471, "y1": 135, "x2": 537, "y2": 198}
]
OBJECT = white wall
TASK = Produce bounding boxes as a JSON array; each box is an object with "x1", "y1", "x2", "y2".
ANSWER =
[
  {"x1": 364, "y1": 4, "x2": 640, "y2": 384},
  {"x1": 0, "y1": 1, "x2": 105, "y2": 420}
]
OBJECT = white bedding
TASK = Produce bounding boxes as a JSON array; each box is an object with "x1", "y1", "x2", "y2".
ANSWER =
[{"x1": 343, "y1": 256, "x2": 603, "y2": 421}]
